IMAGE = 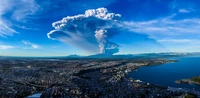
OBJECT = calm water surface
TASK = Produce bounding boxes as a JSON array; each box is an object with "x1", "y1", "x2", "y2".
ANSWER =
[
  {"x1": 128, "y1": 57, "x2": 200, "y2": 91},
  {"x1": 27, "y1": 93, "x2": 41, "y2": 98}
]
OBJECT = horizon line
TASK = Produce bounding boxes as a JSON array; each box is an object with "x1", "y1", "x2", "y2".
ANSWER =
[{"x1": 1, "y1": 52, "x2": 200, "y2": 58}]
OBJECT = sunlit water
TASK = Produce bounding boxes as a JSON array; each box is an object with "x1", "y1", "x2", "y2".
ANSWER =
[
  {"x1": 27, "y1": 93, "x2": 41, "y2": 98},
  {"x1": 128, "y1": 57, "x2": 200, "y2": 91}
]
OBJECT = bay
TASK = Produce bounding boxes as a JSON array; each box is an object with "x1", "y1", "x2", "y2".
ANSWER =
[{"x1": 128, "y1": 57, "x2": 200, "y2": 91}]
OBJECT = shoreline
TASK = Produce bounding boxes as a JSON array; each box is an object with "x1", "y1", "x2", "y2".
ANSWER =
[{"x1": 176, "y1": 76, "x2": 200, "y2": 86}]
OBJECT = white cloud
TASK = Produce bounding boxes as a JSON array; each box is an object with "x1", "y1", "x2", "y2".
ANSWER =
[
  {"x1": 0, "y1": 0, "x2": 40, "y2": 37},
  {"x1": 22, "y1": 41, "x2": 39, "y2": 49},
  {"x1": 0, "y1": 0, "x2": 40, "y2": 20},
  {"x1": 122, "y1": 15, "x2": 200, "y2": 38},
  {"x1": 31, "y1": 44, "x2": 39, "y2": 49},
  {"x1": 0, "y1": 19, "x2": 18, "y2": 37},
  {"x1": 118, "y1": 14, "x2": 200, "y2": 52},
  {"x1": 48, "y1": 8, "x2": 121, "y2": 55},
  {"x1": 0, "y1": 45, "x2": 14, "y2": 50},
  {"x1": 158, "y1": 39, "x2": 195, "y2": 43},
  {"x1": 179, "y1": 9, "x2": 190, "y2": 13}
]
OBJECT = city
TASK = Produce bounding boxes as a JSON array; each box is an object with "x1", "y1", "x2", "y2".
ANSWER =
[{"x1": 0, "y1": 57, "x2": 198, "y2": 97}]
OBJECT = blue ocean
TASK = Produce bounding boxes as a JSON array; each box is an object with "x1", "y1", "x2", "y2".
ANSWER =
[{"x1": 128, "y1": 57, "x2": 200, "y2": 91}]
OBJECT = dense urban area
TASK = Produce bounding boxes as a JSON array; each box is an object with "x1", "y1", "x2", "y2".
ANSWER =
[{"x1": 0, "y1": 57, "x2": 199, "y2": 98}]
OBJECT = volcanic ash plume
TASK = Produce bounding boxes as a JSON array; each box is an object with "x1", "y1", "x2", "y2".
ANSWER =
[
  {"x1": 95, "y1": 29, "x2": 119, "y2": 55},
  {"x1": 47, "y1": 8, "x2": 121, "y2": 55},
  {"x1": 95, "y1": 29, "x2": 108, "y2": 53}
]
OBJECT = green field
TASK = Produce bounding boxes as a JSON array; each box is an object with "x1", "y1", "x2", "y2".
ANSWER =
[{"x1": 190, "y1": 76, "x2": 200, "y2": 85}]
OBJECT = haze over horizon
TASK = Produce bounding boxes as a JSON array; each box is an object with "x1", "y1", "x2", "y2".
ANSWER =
[{"x1": 1, "y1": 0, "x2": 200, "y2": 56}]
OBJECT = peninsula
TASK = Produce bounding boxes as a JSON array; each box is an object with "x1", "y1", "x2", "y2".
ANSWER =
[{"x1": 175, "y1": 76, "x2": 200, "y2": 85}]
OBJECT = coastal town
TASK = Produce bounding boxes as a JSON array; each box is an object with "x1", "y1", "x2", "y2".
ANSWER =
[{"x1": 0, "y1": 57, "x2": 199, "y2": 97}]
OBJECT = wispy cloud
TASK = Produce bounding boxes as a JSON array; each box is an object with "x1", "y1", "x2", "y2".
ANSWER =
[
  {"x1": 157, "y1": 39, "x2": 198, "y2": 43},
  {"x1": 0, "y1": 19, "x2": 18, "y2": 37},
  {"x1": 0, "y1": 45, "x2": 14, "y2": 50},
  {"x1": 22, "y1": 41, "x2": 39, "y2": 49},
  {"x1": 0, "y1": 0, "x2": 40, "y2": 37},
  {"x1": 179, "y1": 9, "x2": 190, "y2": 13},
  {"x1": 123, "y1": 14, "x2": 200, "y2": 38},
  {"x1": 119, "y1": 13, "x2": 200, "y2": 52},
  {"x1": 0, "y1": 0, "x2": 40, "y2": 21}
]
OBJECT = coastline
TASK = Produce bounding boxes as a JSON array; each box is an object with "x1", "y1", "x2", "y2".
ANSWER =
[{"x1": 176, "y1": 76, "x2": 200, "y2": 86}]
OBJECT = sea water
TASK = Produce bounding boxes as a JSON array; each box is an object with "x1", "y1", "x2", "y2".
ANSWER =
[{"x1": 128, "y1": 57, "x2": 200, "y2": 91}]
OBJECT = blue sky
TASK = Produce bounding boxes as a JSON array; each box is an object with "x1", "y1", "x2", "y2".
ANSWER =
[{"x1": 0, "y1": 0, "x2": 200, "y2": 56}]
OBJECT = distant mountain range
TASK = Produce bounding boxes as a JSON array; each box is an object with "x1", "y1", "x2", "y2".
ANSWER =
[
  {"x1": 64, "y1": 52, "x2": 200, "y2": 59},
  {"x1": 1, "y1": 52, "x2": 200, "y2": 59}
]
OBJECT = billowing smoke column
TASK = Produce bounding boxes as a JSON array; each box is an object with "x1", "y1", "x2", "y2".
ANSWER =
[
  {"x1": 95, "y1": 29, "x2": 108, "y2": 53},
  {"x1": 95, "y1": 29, "x2": 119, "y2": 55},
  {"x1": 48, "y1": 8, "x2": 121, "y2": 55}
]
